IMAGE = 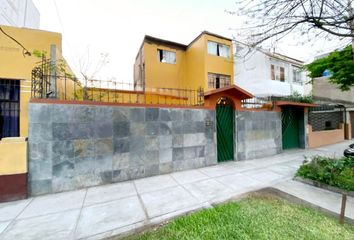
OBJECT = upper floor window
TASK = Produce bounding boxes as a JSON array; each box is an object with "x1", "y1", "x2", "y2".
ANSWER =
[
  {"x1": 157, "y1": 49, "x2": 176, "y2": 64},
  {"x1": 208, "y1": 41, "x2": 230, "y2": 58},
  {"x1": 292, "y1": 67, "x2": 302, "y2": 84},
  {"x1": 208, "y1": 73, "x2": 230, "y2": 89},
  {"x1": 271, "y1": 64, "x2": 285, "y2": 82}
]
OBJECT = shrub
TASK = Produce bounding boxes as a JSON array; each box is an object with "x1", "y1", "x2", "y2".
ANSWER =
[
  {"x1": 333, "y1": 168, "x2": 354, "y2": 191},
  {"x1": 296, "y1": 156, "x2": 354, "y2": 191}
]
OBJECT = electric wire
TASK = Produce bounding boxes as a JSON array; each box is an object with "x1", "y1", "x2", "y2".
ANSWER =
[{"x1": 0, "y1": 26, "x2": 31, "y2": 57}]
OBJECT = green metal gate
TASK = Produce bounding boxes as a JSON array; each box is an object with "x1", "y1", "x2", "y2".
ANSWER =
[
  {"x1": 216, "y1": 103, "x2": 234, "y2": 162},
  {"x1": 281, "y1": 107, "x2": 301, "y2": 149}
]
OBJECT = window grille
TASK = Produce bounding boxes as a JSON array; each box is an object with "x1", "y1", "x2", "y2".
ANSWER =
[{"x1": 0, "y1": 79, "x2": 20, "y2": 139}]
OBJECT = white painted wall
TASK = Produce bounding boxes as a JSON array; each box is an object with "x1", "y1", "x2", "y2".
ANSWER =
[
  {"x1": 234, "y1": 42, "x2": 311, "y2": 97},
  {"x1": 0, "y1": 0, "x2": 40, "y2": 29}
]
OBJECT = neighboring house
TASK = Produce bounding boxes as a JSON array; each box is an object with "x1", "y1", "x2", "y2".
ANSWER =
[
  {"x1": 134, "y1": 31, "x2": 234, "y2": 92},
  {"x1": 310, "y1": 76, "x2": 354, "y2": 142},
  {"x1": 312, "y1": 77, "x2": 354, "y2": 105},
  {"x1": 0, "y1": 0, "x2": 40, "y2": 29},
  {"x1": 234, "y1": 41, "x2": 311, "y2": 97},
  {"x1": 0, "y1": 25, "x2": 75, "y2": 202}
]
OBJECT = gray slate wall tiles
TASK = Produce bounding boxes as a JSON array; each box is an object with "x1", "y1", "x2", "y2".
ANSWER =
[
  {"x1": 28, "y1": 103, "x2": 283, "y2": 195},
  {"x1": 235, "y1": 111, "x2": 282, "y2": 161},
  {"x1": 28, "y1": 104, "x2": 217, "y2": 195}
]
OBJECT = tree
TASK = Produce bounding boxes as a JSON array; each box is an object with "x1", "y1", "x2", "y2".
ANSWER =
[
  {"x1": 78, "y1": 49, "x2": 109, "y2": 100},
  {"x1": 305, "y1": 45, "x2": 354, "y2": 90},
  {"x1": 230, "y1": 0, "x2": 354, "y2": 55}
]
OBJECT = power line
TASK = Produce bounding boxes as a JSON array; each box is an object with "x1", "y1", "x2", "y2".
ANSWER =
[
  {"x1": 52, "y1": 0, "x2": 65, "y2": 33},
  {"x1": 52, "y1": 0, "x2": 80, "y2": 71},
  {"x1": 0, "y1": 26, "x2": 31, "y2": 57}
]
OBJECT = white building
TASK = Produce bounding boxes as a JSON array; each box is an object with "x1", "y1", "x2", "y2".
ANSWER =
[
  {"x1": 0, "y1": 0, "x2": 40, "y2": 29},
  {"x1": 234, "y1": 41, "x2": 311, "y2": 97}
]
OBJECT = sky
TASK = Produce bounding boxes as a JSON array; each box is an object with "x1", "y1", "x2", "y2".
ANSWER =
[{"x1": 32, "y1": 0, "x2": 344, "y2": 83}]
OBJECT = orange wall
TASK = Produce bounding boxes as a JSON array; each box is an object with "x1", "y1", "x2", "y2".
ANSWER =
[
  {"x1": 185, "y1": 36, "x2": 205, "y2": 90},
  {"x1": 308, "y1": 124, "x2": 345, "y2": 148},
  {"x1": 144, "y1": 42, "x2": 187, "y2": 89},
  {"x1": 0, "y1": 26, "x2": 63, "y2": 137},
  {"x1": 0, "y1": 25, "x2": 62, "y2": 80},
  {"x1": 203, "y1": 34, "x2": 234, "y2": 91}
]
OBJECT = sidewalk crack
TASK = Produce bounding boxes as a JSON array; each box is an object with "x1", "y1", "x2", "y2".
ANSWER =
[
  {"x1": 71, "y1": 188, "x2": 88, "y2": 239},
  {"x1": 133, "y1": 181, "x2": 150, "y2": 222}
]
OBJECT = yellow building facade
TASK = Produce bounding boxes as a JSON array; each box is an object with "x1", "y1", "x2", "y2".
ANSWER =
[
  {"x1": 0, "y1": 25, "x2": 72, "y2": 201},
  {"x1": 134, "y1": 31, "x2": 234, "y2": 93}
]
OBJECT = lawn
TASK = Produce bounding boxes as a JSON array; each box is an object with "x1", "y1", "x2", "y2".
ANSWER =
[{"x1": 122, "y1": 195, "x2": 354, "y2": 240}]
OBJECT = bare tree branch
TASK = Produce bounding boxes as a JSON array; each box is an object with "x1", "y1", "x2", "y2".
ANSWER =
[{"x1": 231, "y1": 0, "x2": 354, "y2": 52}]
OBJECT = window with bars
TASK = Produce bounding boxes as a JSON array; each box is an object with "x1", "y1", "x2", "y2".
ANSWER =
[
  {"x1": 0, "y1": 79, "x2": 20, "y2": 139},
  {"x1": 208, "y1": 73, "x2": 231, "y2": 89}
]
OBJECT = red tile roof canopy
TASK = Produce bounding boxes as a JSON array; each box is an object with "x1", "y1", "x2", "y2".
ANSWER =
[{"x1": 204, "y1": 85, "x2": 253, "y2": 109}]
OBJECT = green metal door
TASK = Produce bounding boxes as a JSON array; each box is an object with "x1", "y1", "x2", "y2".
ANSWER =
[
  {"x1": 216, "y1": 104, "x2": 234, "y2": 162},
  {"x1": 282, "y1": 108, "x2": 300, "y2": 149}
]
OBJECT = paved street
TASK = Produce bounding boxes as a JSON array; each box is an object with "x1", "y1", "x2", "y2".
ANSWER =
[{"x1": 0, "y1": 141, "x2": 353, "y2": 240}]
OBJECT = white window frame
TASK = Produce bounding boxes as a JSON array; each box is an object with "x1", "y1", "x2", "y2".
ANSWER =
[
  {"x1": 207, "y1": 41, "x2": 230, "y2": 58},
  {"x1": 270, "y1": 64, "x2": 285, "y2": 82},
  {"x1": 292, "y1": 66, "x2": 302, "y2": 85}
]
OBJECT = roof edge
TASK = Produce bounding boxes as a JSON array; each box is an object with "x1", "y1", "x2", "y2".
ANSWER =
[
  {"x1": 143, "y1": 35, "x2": 187, "y2": 50},
  {"x1": 140, "y1": 31, "x2": 233, "y2": 52},
  {"x1": 188, "y1": 31, "x2": 232, "y2": 49},
  {"x1": 204, "y1": 85, "x2": 254, "y2": 100}
]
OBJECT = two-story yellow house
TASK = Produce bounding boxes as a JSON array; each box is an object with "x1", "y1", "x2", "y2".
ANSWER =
[{"x1": 134, "y1": 31, "x2": 234, "y2": 92}]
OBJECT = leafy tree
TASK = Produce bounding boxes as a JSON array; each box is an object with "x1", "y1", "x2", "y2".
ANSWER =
[
  {"x1": 305, "y1": 45, "x2": 354, "y2": 90},
  {"x1": 230, "y1": 0, "x2": 354, "y2": 55}
]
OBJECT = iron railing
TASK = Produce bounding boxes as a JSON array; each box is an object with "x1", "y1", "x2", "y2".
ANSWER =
[
  {"x1": 241, "y1": 94, "x2": 315, "y2": 109},
  {"x1": 31, "y1": 59, "x2": 204, "y2": 106},
  {"x1": 241, "y1": 97, "x2": 273, "y2": 109}
]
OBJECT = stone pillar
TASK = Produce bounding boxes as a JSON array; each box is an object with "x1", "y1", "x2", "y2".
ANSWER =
[
  {"x1": 344, "y1": 110, "x2": 351, "y2": 139},
  {"x1": 234, "y1": 111, "x2": 239, "y2": 161},
  {"x1": 49, "y1": 44, "x2": 57, "y2": 98},
  {"x1": 304, "y1": 108, "x2": 309, "y2": 148}
]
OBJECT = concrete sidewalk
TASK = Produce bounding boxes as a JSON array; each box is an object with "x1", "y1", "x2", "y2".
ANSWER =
[{"x1": 0, "y1": 141, "x2": 353, "y2": 240}]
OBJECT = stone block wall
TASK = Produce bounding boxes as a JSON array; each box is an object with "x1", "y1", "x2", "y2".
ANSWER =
[
  {"x1": 28, "y1": 103, "x2": 216, "y2": 196},
  {"x1": 235, "y1": 111, "x2": 282, "y2": 160}
]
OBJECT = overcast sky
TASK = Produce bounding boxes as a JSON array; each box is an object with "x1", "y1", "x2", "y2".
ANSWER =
[{"x1": 32, "y1": 0, "x2": 343, "y2": 83}]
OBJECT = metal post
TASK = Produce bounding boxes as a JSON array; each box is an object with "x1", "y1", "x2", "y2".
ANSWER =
[
  {"x1": 74, "y1": 81, "x2": 76, "y2": 100},
  {"x1": 339, "y1": 193, "x2": 347, "y2": 224},
  {"x1": 107, "y1": 81, "x2": 110, "y2": 102}
]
